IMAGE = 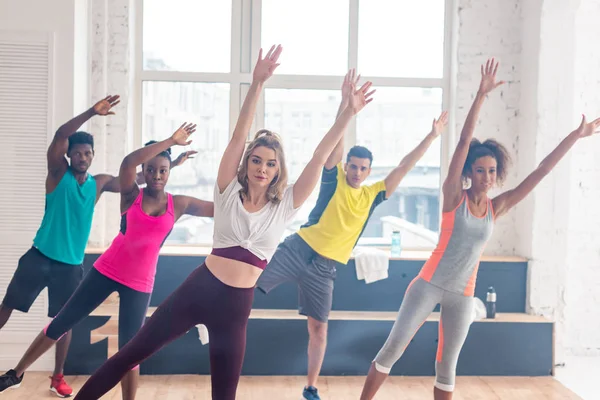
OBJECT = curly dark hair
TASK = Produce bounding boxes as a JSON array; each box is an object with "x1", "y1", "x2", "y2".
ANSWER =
[{"x1": 462, "y1": 138, "x2": 512, "y2": 185}]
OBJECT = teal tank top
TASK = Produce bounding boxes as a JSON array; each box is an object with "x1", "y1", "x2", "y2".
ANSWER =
[{"x1": 33, "y1": 169, "x2": 97, "y2": 265}]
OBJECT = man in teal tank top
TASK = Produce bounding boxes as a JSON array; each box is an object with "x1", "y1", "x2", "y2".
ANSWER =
[{"x1": 0, "y1": 95, "x2": 194, "y2": 397}]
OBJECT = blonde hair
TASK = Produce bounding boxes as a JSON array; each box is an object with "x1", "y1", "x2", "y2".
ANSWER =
[{"x1": 237, "y1": 129, "x2": 288, "y2": 204}]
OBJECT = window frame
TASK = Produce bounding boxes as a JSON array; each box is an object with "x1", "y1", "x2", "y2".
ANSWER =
[{"x1": 133, "y1": 0, "x2": 457, "y2": 249}]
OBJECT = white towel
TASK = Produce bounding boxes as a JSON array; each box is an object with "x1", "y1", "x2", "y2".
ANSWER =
[
  {"x1": 196, "y1": 324, "x2": 209, "y2": 345},
  {"x1": 471, "y1": 297, "x2": 487, "y2": 323},
  {"x1": 354, "y1": 247, "x2": 390, "y2": 284}
]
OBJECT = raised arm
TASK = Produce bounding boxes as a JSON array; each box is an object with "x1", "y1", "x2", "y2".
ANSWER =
[
  {"x1": 293, "y1": 82, "x2": 375, "y2": 208},
  {"x1": 442, "y1": 59, "x2": 504, "y2": 210},
  {"x1": 118, "y1": 123, "x2": 196, "y2": 202},
  {"x1": 47, "y1": 95, "x2": 120, "y2": 178},
  {"x1": 383, "y1": 111, "x2": 449, "y2": 199},
  {"x1": 216, "y1": 45, "x2": 282, "y2": 193},
  {"x1": 97, "y1": 150, "x2": 197, "y2": 194},
  {"x1": 493, "y1": 115, "x2": 600, "y2": 218},
  {"x1": 325, "y1": 69, "x2": 361, "y2": 170}
]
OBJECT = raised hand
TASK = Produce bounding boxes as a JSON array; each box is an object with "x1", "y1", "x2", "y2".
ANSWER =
[
  {"x1": 253, "y1": 45, "x2": 282, "y2": 83},
  {"x1": 342, "y1": 68, "x2": 361, "y2": 102},
  {"x1": 171, "y1": 150, "x2": 198, "y2": 167},
  {"x1": 431, "y1": 111, "x2": 449, "y2": 137},
  {"x1": 478, "y1": 58, "x2": 505, "y2": 95},
  {"x1": 348, "y1": 81, "x2": 375, "y2": 115},
  {"x1": 93, "y1": 95, "x2": 120, "y2": 116},
  {"x1": 171, "y1": 122, "x2": 196, "y2": 146},
  {"x1": 574, "y1": 115, "x2": 600, "y2": 138}
]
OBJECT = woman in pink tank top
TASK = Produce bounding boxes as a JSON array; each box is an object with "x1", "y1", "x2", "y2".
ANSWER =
[
  {"x1": 3, "y1": 126, "x2": 214, "y2": 400},
  {"x1": 361, "y1": 59, "x2": 600, "y2": 400}
]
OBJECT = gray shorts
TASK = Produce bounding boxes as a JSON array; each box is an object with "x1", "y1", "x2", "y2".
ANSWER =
[{"x1": 257, "y1": 233, "x2": 342, "y2": 322}]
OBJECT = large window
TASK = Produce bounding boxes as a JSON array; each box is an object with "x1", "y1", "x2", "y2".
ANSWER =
[{"x1": 138, "y1": 0, "x2": 450, "y2": 249}]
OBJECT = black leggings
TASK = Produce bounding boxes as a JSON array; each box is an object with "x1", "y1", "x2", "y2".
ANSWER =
[
  {"x1": 45, "y1": 268, "x2": 151, "y2": 350},
  {"x1": 74, "y1": 263, "x2": 254, "y2": 400}
]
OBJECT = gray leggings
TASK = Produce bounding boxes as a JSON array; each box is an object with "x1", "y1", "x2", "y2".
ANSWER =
[{"x1": 373, "y1": 277, "x2": 473, "y2": 392}]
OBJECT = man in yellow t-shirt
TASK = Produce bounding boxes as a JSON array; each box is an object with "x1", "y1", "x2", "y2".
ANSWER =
[{"x1": 256, "y1": 69, "x2": 449, "y2": 400}]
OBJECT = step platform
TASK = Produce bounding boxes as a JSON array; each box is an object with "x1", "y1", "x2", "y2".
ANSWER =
[
  {"x1": 65, "y1": 307, "x2": 552, "y2": 377},
  {"x1": 64, "y1": 251, "x2": 545, "y2": 377}
]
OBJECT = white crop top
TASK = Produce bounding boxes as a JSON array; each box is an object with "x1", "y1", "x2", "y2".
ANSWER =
[{"x1": 212, "y1": 177, "x2": 300, "y2": 262}]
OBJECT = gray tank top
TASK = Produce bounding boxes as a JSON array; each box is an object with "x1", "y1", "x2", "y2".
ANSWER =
[{"x1": 418, "y1": 192, "x2": 494, "y2": 296}]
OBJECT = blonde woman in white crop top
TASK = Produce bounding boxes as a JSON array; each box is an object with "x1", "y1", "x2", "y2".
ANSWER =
[
  {"x1": 72, "y1": 44, "x2": 377, "y2": 400},
  {"x1": 206, "y1": 45, "x2": 375, "y2": 289}
]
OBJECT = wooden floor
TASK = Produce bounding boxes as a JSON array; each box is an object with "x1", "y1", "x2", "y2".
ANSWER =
[{"x1": 2, "y1": 373, "x2": 581, "y2": 399}]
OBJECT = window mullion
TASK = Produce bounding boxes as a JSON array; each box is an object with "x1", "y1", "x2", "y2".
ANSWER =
[
  {"x1": 347, "y1": 0, "x2": 359, "y2": 150},
  {"x1": 251, "y1": 0, "x2": 265, "y2": 138}
]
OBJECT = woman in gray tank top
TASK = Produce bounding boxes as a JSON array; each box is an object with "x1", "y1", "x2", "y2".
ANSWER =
[{"x1": 360, "y1": 58, "x2": 600, "y2": 400}]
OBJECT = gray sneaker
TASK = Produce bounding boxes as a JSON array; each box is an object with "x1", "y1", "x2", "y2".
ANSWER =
[{"x1": 303, "y1": 385, "x2": 321, "y2": 400}]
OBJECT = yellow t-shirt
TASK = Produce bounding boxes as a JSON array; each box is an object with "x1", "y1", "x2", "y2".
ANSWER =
[{"x1": 297, "y1": 163, "x2": 387, "y2": 264}]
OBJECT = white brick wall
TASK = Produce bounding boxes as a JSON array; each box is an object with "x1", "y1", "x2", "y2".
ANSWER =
[
  {"x1": 456, "y1": 0, "x2": 522, "y2": 255},
  {"x1": 520, "y1": 0, "x2": 600, "y2": 359},
  {"x1": 525, "y1": 0, "x2": 578, "y2": 364},
  {"x1": 564, "y1": 0, "x2": 600, "y2": 356},
  {"x1": 88, "y1": 0, "x2": 134, "y2": 247}
]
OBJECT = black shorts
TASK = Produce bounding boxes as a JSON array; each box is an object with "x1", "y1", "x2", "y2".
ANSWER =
[{"x1": 1, "y1": 247, "x2": 84, "y2": 317}]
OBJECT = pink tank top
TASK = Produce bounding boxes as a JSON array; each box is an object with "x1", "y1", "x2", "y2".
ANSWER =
[{"x1": 94, "y1": 190, "x2": 175, "y2": 293}]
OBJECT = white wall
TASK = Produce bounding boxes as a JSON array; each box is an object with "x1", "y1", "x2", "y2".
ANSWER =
[
  {"x1": 564, "y1": 0, "x2": 600, "y2": 356},
  {"x1": 0, "y1": 0, "x2": 87, "y2": 125},
  {"x1": 456, "y1": 0, "x2": 600, "y2": 359},
  {"x1": 525, "y1": 0, "x2": 578, "y2": 364},
  {"x1": 87, "y1": 0, "x2": 136, "y2": 247},
  {"x1": 455, "y1": 0, "x2": 522, "y2": 255},
  {"x1": 0, "y1": 0, "x2": 90, "y2": 370}
]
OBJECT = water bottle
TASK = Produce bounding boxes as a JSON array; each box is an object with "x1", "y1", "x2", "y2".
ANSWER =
[
  {"x1": 486, "y1": 286, "x2": 496, "y2": 319},
  {"x1": 391, "y1": 230, "x2": 402, "y2": 257}
]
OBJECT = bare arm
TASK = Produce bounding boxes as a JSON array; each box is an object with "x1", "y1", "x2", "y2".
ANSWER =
[
  {"x1": 97, "y1": 148, "x2": 196, "y2": 195},
  {"x1": 442, "y1": 59, "x2": 505, "y2": 211},
  {"x1": 493, "y1": 115, "x2": 600, "y2": 218},
  {"x1": 95, "y1": 171, "x2": 144, "y2": 194},
  {"x1": 174, "y1": 196, "x2": 215, "y2": 218},
  {"x1": 325, "y1": 69, "x2": 360, "y2": 170},
  {"x1": 384, "y1": 112, "x2": 449, "y2": 198},
  {"x1": 119, "y1": 123, "x2": 195, "y2": 200},
  {"x1": 216, "y1": 45, "x2": 282, "y2": 193},
  {"x1": 47, "y1": 95, "x2": 120, "y2": 178},
  {"x1": 293, "y1": 82, "x2": 375, "y2": 208}
]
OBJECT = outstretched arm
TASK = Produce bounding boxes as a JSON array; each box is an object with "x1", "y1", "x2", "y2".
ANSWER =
[
  {"x1": 442, "y1": 59, "x2": 504, "y2": 210},
  {"x1": 325, "y1": 69, "x2": 361, "y2": 170},
  {"x1": 293, "y1": 82, "x2": 375, "y2": 208},
  {"x1": 119, "y1": 123, "x2": 196, "y2": 199},
  {"x1": 174, "y1": 196, "x2": 215, "y2": 219},
  {"x1": 383, "y1": 111, "x2": 449, "y2": 199},
  {"x1": 47, "y1": 95, "x2": 120, "y2": 178},
  {"x1": 493, "y1": 115, "x2": 600, "y2": 218},
  {"x1": 97, "y1": 150, "x2": 197, "y2": 194},
  {"x1": 216, "y1": 45, "x2": 282, "y2": 193}
]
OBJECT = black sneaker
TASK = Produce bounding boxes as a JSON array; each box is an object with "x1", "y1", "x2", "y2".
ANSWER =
[
  {"x1": 0, "y1": 369, "x2": 23, "y2": 393},
  {"x1": 303, "y1": 385, "x2": 321, "y2": 400}
]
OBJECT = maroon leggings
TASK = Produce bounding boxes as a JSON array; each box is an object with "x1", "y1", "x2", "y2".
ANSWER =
[{"x1": 74, "y1": 264, "x2": 254, "y2": 400}]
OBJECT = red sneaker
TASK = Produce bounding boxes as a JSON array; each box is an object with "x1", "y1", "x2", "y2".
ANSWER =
[{"x1": 49, "y1": 374, "x2": 73, "y2": 398}]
